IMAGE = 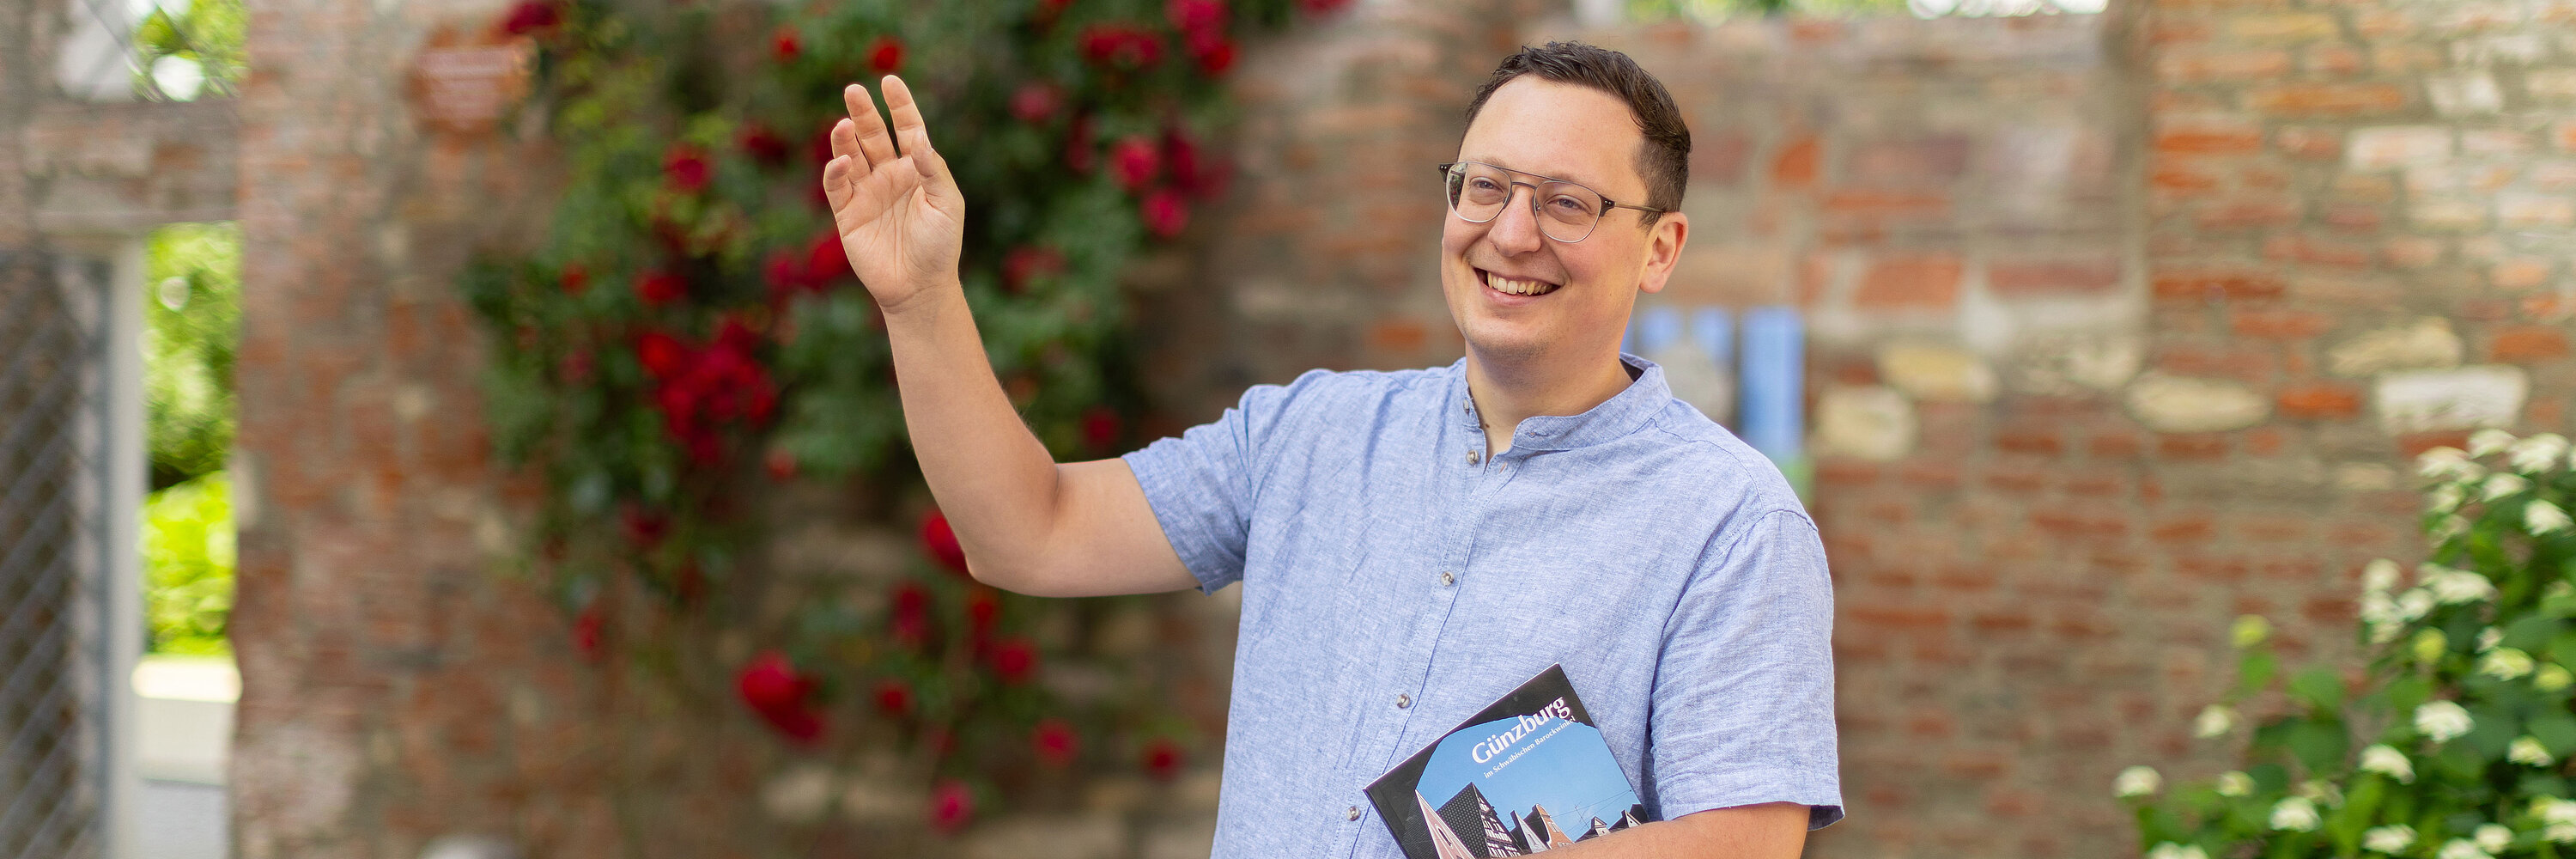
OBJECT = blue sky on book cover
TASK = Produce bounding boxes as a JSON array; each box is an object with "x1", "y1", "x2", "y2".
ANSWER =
[{"x1": 1418, "y1": 716, "x2": 1640, "y2": 830}]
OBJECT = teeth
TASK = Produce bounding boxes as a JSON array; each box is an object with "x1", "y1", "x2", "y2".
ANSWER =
[{"x1": 1489, "y1": 274, "x2": 1554, "y2": 296}]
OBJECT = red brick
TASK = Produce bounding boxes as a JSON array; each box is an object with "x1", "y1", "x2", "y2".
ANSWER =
[
  {"x1": 2493, "y1": 326, "x2": 2570, "y2": 361},
  {"x1": 1821, "y1": 189, "x2": 1950, "y2": 217},
  {"x1": 1818, "y1": 460, "x2": 1883, "y2": 487},
  {"x1": 1852, "y1": 253, "x2": 1965, "y2": 309},
  {"x1": 1772, "y1": 136, "x2": 1820, "y2": 187},
  {"x1": 2089, "y1": 431, "x2": 2145, "y2": 459},
  {"x1": 2196, "y1": 198, "x2": 2302, "y2": 230},
  {"x1": 2229, "y1": 308, "x2": 2332, "y2": 339},
  {"x1": 2153, "y1": 124, "x2": 2264, "y2": 155},
  {"x1": 1996, "y1": 429, "x2": 2064, "y2": 457},
  {"x1": 2156, "y1": 48, "x2": 2292, "y2": 82},
  {"x1": 2159, "y1": 434, "x2": 2230, "y2": 460},
  {"x1": 2494, "y1": 259, "x2": 2553, "y2": 290},
  {"x1": 1848, "y1": 137, "x2": 1972, "y2": 182},
  {"x1": 1848, "y1": 605, "x2": 1952, "y2": 630},
  {"x1": 2275, "y1": 382, "x2": 2364, "y2": 418},
  {"x1": 1988, "y1": 257, "x2": 2122, "y2": 296},
  {"x1": 2249, "y1": 83, "x2": 2409, "y2": 117},
  {"x1": 2153, "y1": 269, "x2": 2287, "y2": 302},
  {"x1": 1366, "y1": 317, "x2": 1427, "y2": 353},
  {"x1": 1690, "y1": 133, "x2": 1753, "y2": 186}
]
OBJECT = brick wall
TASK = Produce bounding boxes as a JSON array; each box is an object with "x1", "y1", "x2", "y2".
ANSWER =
[{"x1": 204, "y1": 0, "x2": 2576, "y2": 856}]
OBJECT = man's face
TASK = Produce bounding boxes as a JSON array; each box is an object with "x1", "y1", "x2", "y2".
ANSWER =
[{"x1": 1440, "y1": 76, "x2": 1684, "y2": 370}]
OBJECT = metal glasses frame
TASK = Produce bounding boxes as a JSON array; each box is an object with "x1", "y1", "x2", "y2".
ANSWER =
[{"x1": 1436, "y1": 161, "x2": 1668, "y2": 243}]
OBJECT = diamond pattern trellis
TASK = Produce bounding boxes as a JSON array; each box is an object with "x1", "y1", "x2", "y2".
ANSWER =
[{"x1": 0, "y1": 250, "x2": 118, "y2": 859}]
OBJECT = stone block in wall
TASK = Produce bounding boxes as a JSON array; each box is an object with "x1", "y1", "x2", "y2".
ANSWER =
[
  {"x1": 2125, "y1": 373, "x2": 2270, "y2": 433},
  {"x1": 1876, "y1": 342, "x2": 1998, "y2": 404},
  {"x1": 2326, "y1": 318, "x2": 2464, "y2": 376},
  {"x1": 2375, "y1": 365, "x2": 2529, "y2": 432},
  {"x1": 1814, "y1": 385, "x2": 1916, "y2": 462},
  {"x1": 958, "y1": 814, "x2": 1127, "y2": 859},
  {"x1": 2347, "y1": 126, "x2": 2453, "y2": 170}
]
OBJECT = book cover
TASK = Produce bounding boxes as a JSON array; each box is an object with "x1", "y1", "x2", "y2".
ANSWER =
[{"x1": 1364, "y1": 664, "x2": 1653, "y2": 857}]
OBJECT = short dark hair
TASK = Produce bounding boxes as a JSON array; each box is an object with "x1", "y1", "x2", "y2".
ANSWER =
[{"x1": 1461, "y1": 41, "x2": 1689, "y2": 227}]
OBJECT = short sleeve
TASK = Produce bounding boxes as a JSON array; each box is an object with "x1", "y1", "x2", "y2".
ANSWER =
[
  {"x1": 1645, "y1": 509, "x2": 1844, "y2": 830},
  {"x1": 1120, "y1": 372, "x2": 1321, "y2": 594}
]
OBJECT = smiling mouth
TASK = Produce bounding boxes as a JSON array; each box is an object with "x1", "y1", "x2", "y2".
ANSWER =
[{"x1": 1479, "y1": 269, "x2": 1562, "y2": 297}]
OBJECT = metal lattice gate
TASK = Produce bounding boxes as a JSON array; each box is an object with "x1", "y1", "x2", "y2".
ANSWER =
[{"x1": 0, "y1": 249, "x2": 119, "y2": 859}]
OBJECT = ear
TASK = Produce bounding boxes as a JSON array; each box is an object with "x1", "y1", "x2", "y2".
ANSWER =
[{"x1": 1635, "y1": 210, "x2": 1688, "y2": 295}]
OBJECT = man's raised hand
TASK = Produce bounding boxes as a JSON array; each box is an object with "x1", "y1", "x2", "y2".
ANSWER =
[{"x1": 823, "y1": 76, "x2": 964, "y2": 317}]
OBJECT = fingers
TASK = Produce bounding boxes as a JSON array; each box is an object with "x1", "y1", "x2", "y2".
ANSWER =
[
  {"x1": 843, "y1": 82, "x2": 899, "y2": 169},
  {"x1": 822, "y1": 154, "x2": 854, "y2": 215},
  {"x1": 878, "y1": 76, "x2": 936, "y2": 178}
]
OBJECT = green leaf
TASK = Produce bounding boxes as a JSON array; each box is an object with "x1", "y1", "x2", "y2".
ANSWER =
[
  {"x1": 2386, "y1": 674, "x2": 2433, "y2": 716},
  {"x1": 2239, "y1": 649, "x2": 2280, "y2": 697},
  {"x1": 2530, "y1": 712, "x2": 2576, "y2": 756},
  {"x1": 2284, "y1": 718, "x2": 2350, "y2": 774},
  {"x1": 2289, "y1": 667, "x2": 2346, "y2": 713}
]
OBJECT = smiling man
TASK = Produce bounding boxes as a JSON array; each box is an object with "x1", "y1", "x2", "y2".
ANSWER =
[{"x1": 822, "y1": 40, "x2": 1839, "y2": 858}]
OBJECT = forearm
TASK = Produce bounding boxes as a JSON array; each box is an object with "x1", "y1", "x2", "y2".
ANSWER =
[
  {"x1": 1537, "y1": 804, "x2": 1807, "y2": 859},
  {"x1": 880, "y1": 281, "x2": 1067, "y2": 590}
]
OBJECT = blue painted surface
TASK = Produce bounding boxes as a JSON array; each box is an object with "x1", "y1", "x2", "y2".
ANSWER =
[{"x1": 1739, "y1": 307, "x2": 1804, "y2": 464}]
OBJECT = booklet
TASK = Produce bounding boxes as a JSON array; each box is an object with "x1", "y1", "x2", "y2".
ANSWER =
[{"x1": 1364, "y1": 664, "x2": 1653, "y2": 857}]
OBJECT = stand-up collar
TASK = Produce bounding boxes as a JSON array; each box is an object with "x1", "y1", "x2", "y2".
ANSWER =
[{"x1": 1449, "y1": 353, "x2": 1672, "y2": 454}]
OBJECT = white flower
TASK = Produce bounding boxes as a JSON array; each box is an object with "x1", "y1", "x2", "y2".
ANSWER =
[
  {"x1": 2233, "y1": 615, "x2": 2270, "y2": 649},
  {"x1": 2481, "y1": 627, "x2": 2506, "y2": 652},
  {"x1": 2512, "y1": 433, "x2": 2570, "y2": 473},
  {"x1": 2269, "y1": 795, "x2": 2321, "y2": 832},
  {"x1": 2365, "y1": 824, "x2": 2418, "y2": 854},
  {"x1": 2114, "y1": 765, "x2": 2161, "y2": 798},
  {"x1": 2215, "y1": 771, "x2": 2254, "y2": 797},
  {"x1": 2513, "y1": 736, "x2": 2557, "y2": 766},
  {"x1": 2399, "y1": 588, "x2": 2438, "y2": 620},
  {"x1": 2476, "y1": 825, "x2": 2514, "y2": 854},
  {"x1": 2360, "y1": 744, "x2": 2415, "y2": 783},
  {"x1": 2472, "y1": 428, "x2": 2518, "y2": 457},
  {"x1": 2482, "y1": 647, "x2": 2536, "y2": 680},
  {"x1": 2425, "y1": 565, "x2": 2498, "y2": 604},
  {"x1": 2364, "y1": 558, "x2": 2402, "y2": 594},
  {"x1": 2147, "y1": 844, "x2": 2210, "y2": 859},
  {"x1": 2483, "y1": 472, "x2": 2530, "y2": 502},
  {"x1": 2195, "y1": 704, "x2": 2238, "y2": 738},
  {"x1": 2530, "y1": 500, "x2": 2573, "y2": 536},
  {"x1": 2361, "y1": 591, "x2": 2399, "y2": 627},
  {"x1": 2431, "y1": 514, "x2": 2472, "y2": 545},
  {"x1": 2540, "y1": 664, "x2": 2575, "y2": 691},
  {"x1": 2555, "y1": 822, "x2": 2576, "y2": 844},
  {"x1": 2418, "y1": 700, "x2": 2476, "y2": 742},
  {"x1": 2439, "y1": 838, "x2": 2494, "y2": 859},
  {"x1": 2296, "y1": 779, "x2": 2342, "y2": 807},
  {"x1": 2415, "y1": 629, "x2": 2452, "y2": 664},
  {"x1": 2421, "y1": 447, "x2": 2484, "y2": 482},
  {"x1": 2431, "y1": 483, "x2": 2468, "y2": 513},
  {"x1": 2545, "y1": 795, "x2": 2576, "y2": 826}
]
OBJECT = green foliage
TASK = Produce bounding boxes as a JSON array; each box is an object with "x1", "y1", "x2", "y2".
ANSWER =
[
  {"x1": 133, "y1": 0, "x2": 246, "y2": 100},
  {"x1": 143, "y1": 222, "x2": 240, "y2": 492},
  {"x1": 2124, "y1": 430, "x2": 2576, "y2": 859},
  {"x1": 143, "y1": 472, "x2": 234, "y2": 655},
  {"x1": 458, "y1": 0, "x2": 1333, "y2": 828}
]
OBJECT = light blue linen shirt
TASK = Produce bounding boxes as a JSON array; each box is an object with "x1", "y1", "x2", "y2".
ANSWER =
[{"x1": 1123, "y1": 355, "x2": 1842, "y2": 858}]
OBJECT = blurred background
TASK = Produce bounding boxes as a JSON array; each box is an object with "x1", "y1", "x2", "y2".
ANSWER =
[{"x1": 1, "y1": 0, "x2": 2571, "y2": 856}]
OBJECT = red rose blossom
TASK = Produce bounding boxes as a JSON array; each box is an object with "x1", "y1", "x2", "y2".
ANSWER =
[
  {"x1": 635, "y1": 331, "x2": 688, "y2": 377},
  {"x1": 872, "y1": 678, "x2": 914, "y2": 716},
  {"x1": 557, "y1": 348, "x2": 594, "y2": 385},
  {"x1": 1109, "y1": 135, "x2": 1160, "y2": 191},
  {"x1": 736, "y1": 650, "x2": 823, "y2": 742},
  {"x1": 1140, "y1": 737, "x2": 1185, "y2": 781},
  {"x1": 1163, "y1": 131, "x2": 1204, "y2": 194},
  {"x1": 1166, "y1": 0, "x2": 1226, "y2": 34},
  {"x1": 1140, "y1": 188, "x2": 1189, "y2": 238},
  {"x1": 662, "y1": 144, "x2": 711, "y2": 194},
  {"x1": 919, "y1": 510, "x2": 969, "y2": 576},
  {"x1": 965, "y1": 589, "x2": 1000, "y2": 640},
  {"x1": 572, "y1": 603, "x2": 604, "y2": 661},
  {"x1": 805, "y1": 232, "x2": 849, "y2": 284},
  {"x1": 1081, "y1": 406, "x2": 1122, "y2": 451},
  {"x1": 1009, "y1": 82, "x2": 1060, "y2": 125},
  {"x1": 989, "y1": 637, "x2": 1037, "y2": 684},
  {"x1": 635, "y1": 271, "x2": 687, "y2": 307},
  {"x1": 739, "y1": 125, "x2": 791, "y2": 164},
  {"x1": 867, "y1": 36, "x2": 906, "y2": 74},
  {"x1": 1064, "y1": 114, "x2": 1096, "y2": 173},
  {"x1": 928, "y1": 780, "x2": 975, "y2": 832},
  {"x1": 1190, "y1": 35, "x2": 1236, "y2": 76},
  {"x1": 1032, "y1": 719, "x2": 1079, "y2": 767},
  {"x1": 890, "y1": 582, "x2": 933, "y2": 646},
  {"x1": 1297, "y1": 0, "x2": 1352, "y2": 13},
  {"x1": 558, "y1": 263, "x2": 589, "y2": 296},
  {"x1": 771, "y1": 26, "x2": 801, "y2": 63},
  {"x1": 499, "y1": 0, "x2": 559, "y2": 35},
  {"x1": 1078, "y1": 25, "x2": 1163, "y2": 69},
  {"x1": 1000, "y1": 245, "x2": 1066, "y2": 294},
  {"x1": 619, "y1": 504, "x2": 668, "y2": 548},
  {"x1": 764, "y1": 447, "x2": 798, "y2": 481}
]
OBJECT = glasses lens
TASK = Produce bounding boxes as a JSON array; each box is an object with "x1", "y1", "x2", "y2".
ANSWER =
[
  {"x1": 1537, "y1": 183, "x2": 1604, "y2": 242},
  {"x1": 1449, "y1": 163, "x2": 1510, "y2": 222}
]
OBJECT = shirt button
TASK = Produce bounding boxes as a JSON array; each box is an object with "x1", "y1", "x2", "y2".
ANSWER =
[
  {"x1": 1467, "y1": 450, "x2": 1481, "y2": 465},
  {"x1": 1347, "y1": 805, "x2": 1363, "y2": 821},
  {"x1": 1395, "y1": 693, "x2": 1413, "y2": 709},
  {"x1": 1438, "y1": 571, "x2": 1455, "y2": 586}
]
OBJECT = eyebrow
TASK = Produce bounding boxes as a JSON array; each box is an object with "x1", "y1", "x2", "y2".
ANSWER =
[{"x1": 1461, "y1": 158, "x2": 1613, "y2": 193}]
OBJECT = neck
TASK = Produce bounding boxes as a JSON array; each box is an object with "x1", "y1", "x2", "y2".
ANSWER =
[{"x1": 1463, "y1": 344, "x2": 1635, "y2": 454}]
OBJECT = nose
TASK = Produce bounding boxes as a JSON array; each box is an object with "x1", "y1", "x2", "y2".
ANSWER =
[{"x1": 1483, "y1": 184, "x2": 1545, "y2": 256}]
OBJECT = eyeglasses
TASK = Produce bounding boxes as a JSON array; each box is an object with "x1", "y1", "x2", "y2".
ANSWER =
[{"x1": 1437, "y1": 161, "x2": 1668, "y2": 244}]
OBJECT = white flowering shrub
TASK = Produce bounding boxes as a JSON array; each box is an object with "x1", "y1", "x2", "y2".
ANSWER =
[{"x1": 2128, "y1": 431, "x2": 2576, "y2": 857}]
